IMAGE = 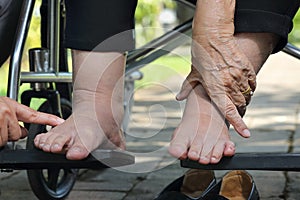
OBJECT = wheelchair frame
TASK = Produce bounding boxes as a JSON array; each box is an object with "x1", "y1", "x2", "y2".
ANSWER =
[
  {"x1": 4, "y1": 0, "x2": 300, "y2": 171},
  {"x1": 2, "y1": 0, "x2": 300, "y2": 198}
]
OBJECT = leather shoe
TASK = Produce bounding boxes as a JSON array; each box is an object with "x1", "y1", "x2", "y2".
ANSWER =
[
  {"x1": 202, "y1": 170, "x2": 260, "y2": 200},
  {"x1": 154, "y1": 169, "x2": 217, "y2": 200}
]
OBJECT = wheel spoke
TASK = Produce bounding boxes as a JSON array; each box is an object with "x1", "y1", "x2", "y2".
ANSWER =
[{"x1": 46, "y1": 168, "x2": 60, "y2": 191}]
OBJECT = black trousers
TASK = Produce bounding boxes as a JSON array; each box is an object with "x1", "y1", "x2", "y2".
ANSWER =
[
  {"x1": 65, "y1": 0, "x2": 299, "y2": 53},
  {"x1": 235, "y1": 0, "x2": 300, "y2": 53},
  {"x1": 64, "y1": 0, "x2": 138, "y2": 52}
]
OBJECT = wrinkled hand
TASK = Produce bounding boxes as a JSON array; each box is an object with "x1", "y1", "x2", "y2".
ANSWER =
[
  {"x1": 0, "y1": 97, "x2": 64, "y2": 146},
  {"x1": 179, "y1": 0, "x2": 256, "y2": 137},
  {"x1": 176, "y1": 65, "x2": 252, "y2": 116}
]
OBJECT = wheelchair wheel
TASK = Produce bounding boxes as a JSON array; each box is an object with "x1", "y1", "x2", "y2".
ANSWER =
[{"x1": 26, "y1": 99, "x2": 78, "y2": 200}]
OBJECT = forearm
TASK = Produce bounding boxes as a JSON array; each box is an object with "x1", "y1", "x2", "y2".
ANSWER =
[
  {"x1": 192, "y1": 0, "x2": 248, "y2": 75},
  {"x1": 193, "y1": 0, "x2": 235, "y2": 42}
]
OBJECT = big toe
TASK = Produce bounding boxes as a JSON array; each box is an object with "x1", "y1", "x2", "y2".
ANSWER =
[
  {"x1": 168, "y1": 143, "x2": 188, "y2": 159},
  {"x1": 66, "y1": 146, "x2": 89, "y2": 160}
]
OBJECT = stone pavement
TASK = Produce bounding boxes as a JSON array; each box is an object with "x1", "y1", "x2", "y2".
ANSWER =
[{"x1": 1, "y1": 51, "x2": 300, "y2": 199}]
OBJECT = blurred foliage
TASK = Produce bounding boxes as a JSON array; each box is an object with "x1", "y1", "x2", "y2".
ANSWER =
[
  {"x1": 0, "y1": 0, "x2": 42, "y2": 96},
  {"x1": 289, "y1": 9, "x2": 300, "y2": 47},
  {"x1": 135, "y1": 0, "x2": 176, "y2": 46}
]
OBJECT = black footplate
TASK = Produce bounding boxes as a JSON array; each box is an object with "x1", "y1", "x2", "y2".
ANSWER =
[
  {"x1": 0, "y1": 148, "x2": 134, "y2": 170},
  {"x1": 181, "y1": 153, "x2": 300, "y2": 171}
]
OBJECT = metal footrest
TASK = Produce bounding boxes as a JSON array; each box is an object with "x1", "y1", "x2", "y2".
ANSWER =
[
  {"x1": 181, "y1": 153, "x2": 300, "y2": 171},
  {"x1": 0, "y1": 149, "x2": 134, "y2": 170}
]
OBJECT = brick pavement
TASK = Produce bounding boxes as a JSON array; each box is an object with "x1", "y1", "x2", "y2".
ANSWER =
[{"x1": 0, "y1": 52, "x2": 300, "y2": 199}]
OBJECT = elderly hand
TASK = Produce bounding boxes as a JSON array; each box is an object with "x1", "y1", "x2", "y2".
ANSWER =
[
  {"x1": 0, "y1": 97, "x2": 64, "y2": 146},
  {"x1": 180, "y1": 0, "x2": 256, "y2": 137}
]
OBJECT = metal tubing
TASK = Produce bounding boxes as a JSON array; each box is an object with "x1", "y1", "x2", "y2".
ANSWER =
[
  {"x1": 48, "y1": 0, "x2": 60, "y2": 73},
  {"x1": 282, "y1": 43, "x2": 300, "y2": 59},
  {"x1": 126, "y1": 20, "x2": 193, "y2": 75},
  {"x1": 175, "y1": 0, "x2": 196, "y2": 9},
  {"x1": 7, "y1": 0, "x2": 36, "y2": 100},
  {"x1": 126, "y1": 19, "x2": 193, "y2": 64},
  {"x1": 21, "y1": 72, "x2": 72, "y2": 83}
]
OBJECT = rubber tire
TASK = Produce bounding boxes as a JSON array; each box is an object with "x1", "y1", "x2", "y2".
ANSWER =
[{"x1": 26, "y1": 99, "x2": 78, "y2": 200}]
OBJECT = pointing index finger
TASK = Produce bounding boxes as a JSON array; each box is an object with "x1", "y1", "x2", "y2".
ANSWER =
[{"x1": 14, "y1": 101, "x2": 64, "y2": 126}]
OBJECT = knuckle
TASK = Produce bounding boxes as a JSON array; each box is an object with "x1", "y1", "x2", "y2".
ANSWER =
[
  {"x1": 28, "y1": 110, "x2": 39, "y2": 121},
  {"x1": 0, "y1": 106, "x2": 11, "y2": 115},
  {"x1": 225, "y1": 103, "x2": 239, "y2": 119},
  {"x1": 9, "y1": 134, "x2": 20, "y2": 141}
]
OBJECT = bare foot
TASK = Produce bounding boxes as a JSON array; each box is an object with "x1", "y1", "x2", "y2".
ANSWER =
[
  {"x1": 169, "y1": 84, "x2": 235, "y2": 164},
  {"x1": 34, "y1": 51, "x2": 126, "y2": 160},
  {"x1": 169, "y1": 33, "x2": 279, "y2": 164}
]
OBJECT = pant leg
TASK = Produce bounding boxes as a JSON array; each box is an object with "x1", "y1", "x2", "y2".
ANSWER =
[
  {"x1": 64, "y1": 0, "x2": 138, "y2": 52},
  {"x1": 0, "y1": 0, "x2": 23, "y2": 66}
]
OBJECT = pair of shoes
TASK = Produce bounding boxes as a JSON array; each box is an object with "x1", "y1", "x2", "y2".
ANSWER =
[
  {"x1": 154, "y1": 169, "x2": 216, "y2": 200},
  {"x1": 154, "y1": 170, "x2": 259, "y2": 200},
  {"x1": 202, "y1": 170, "x2": 260, "y2": 200}
]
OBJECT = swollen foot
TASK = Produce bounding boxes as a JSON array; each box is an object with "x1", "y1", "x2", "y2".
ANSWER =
[{"x1": 34, "y1": 51, "x2": 126, "y2": 160}]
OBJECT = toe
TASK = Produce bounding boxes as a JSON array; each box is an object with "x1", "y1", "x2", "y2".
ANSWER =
[
  {"x1": 169, "y1": 126, "x2": 191, "y2": 159},
  {"x1": 40, "y1": 132, "x2": 62, "y2": 152},
  {"x1": 199, "y1": 154, "x2": 211, "y2": 164},
  {"x1": 34, "y1": 133, "x2": 47, "y2": 149},
  {"x1": 210, "y1": 141, "x2": 226, "y2": 164},
  {"x1": 224, "y1": 141, "x2": 235, "y2": 156},
  {"x1": 66, "y1": 145, "x2": 89, "y2": 160},
  {"x1": 187, "y1": 143, "x2": 203, "y2": 161},
  {"x1": 50, "y1": 134, "x2": 72, "y2": 153},
  {"x1": 169, "y1": 144, "x2": 188, "y2": 159}
]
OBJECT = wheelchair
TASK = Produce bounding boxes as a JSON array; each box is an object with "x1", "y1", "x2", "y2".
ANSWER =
[{"x1": 1, "y1": 0, "x2": 300, "y2": 199}]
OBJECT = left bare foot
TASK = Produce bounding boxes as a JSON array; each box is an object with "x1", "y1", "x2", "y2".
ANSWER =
[{"x1": 169, "y1": 84, "x2": 235, "y2": 164}]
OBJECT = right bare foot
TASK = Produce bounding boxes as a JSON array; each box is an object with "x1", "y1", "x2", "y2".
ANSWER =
[
  {"x1": 34, "y1": 51, "x2": 126, "y2": 160},
  {"x1": 169, "y1": 84, "x2": 235, "y2": 164}
]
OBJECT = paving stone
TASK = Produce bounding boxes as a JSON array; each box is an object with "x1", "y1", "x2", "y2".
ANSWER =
[
  {"x1": 66, "y1": 191, "x2": 126, "y2": 200},
  {"x1": 286, "y1": 172, "x2": 300, "y2": 197},
  {"x1": 231, "y1": 129, "x2": 291, "y2": 153},
  {"x1": 0, "y1": 171, "x2": 37, "y2": 199}
]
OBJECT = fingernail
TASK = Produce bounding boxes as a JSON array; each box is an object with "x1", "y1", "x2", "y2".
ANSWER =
[
  {"x1": 243, "y1": 129, "x2": 251, "y2": 137},
  {"x1": 175, "y1": 93, "x2": 180, "y2": 101},
  {"x1": 56, "y1": 118, "x2": 65, "y2": 124}
]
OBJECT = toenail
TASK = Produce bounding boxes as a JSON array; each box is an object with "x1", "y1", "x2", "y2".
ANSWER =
[
  {"x1": 43, "y1": 144, "x2": 50, "y2": 150},
  {"x1": 39, "y1": 143, "x2": 45, "y2": 147},
  {"x1": 211, "y1": 156, "x2": 219, "y2": 162},
  {"x1": 52, "y1": 144, "x2": 60, "y2": 150},
  {"x1": 71, "y1": 147, "x2": 82, "y2": 152},
  {"x1": 189, "y1": 151, "x2": 198, "y2": 158},
  {"x1": 200, "y1": 156, "x2": 209, "y2": 162}
]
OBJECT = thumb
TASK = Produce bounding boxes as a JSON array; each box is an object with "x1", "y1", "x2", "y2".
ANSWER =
[{"x1": 176, "y1": 77, "x2": 199, "y2": 101}]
